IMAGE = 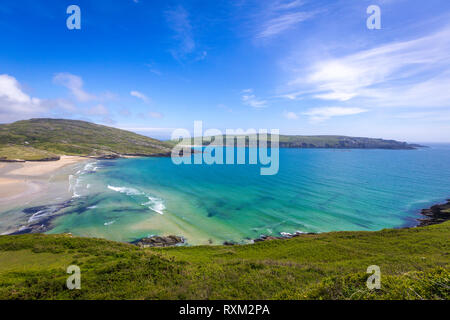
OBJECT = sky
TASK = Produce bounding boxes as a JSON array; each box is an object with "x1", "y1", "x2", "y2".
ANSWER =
[{"x1": 1, "y1": 0, "x2": 450, "y2": 142}]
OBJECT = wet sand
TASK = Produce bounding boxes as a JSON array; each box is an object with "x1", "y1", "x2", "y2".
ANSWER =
[{"x1": 0, "y1": 156, "x2": 87, "y2": 205}]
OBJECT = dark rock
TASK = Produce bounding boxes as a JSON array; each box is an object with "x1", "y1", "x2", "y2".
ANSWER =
[
  {"x1": 132, "y1": 235, "x2": 184, "y2": 248},
  {"x1": 252, "y1": 231, "x2": 316, "y2": 243},
  {"x1": 417, "y1": 199, "x2": 450, "y2": 227},
  {"x1": 93, "y1": 154, "x2": 121, "y2": 160}
]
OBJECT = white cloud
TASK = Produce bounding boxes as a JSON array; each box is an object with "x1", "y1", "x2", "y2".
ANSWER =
[
  {"x1": 284, "y1": 26, "x2": 450, "y2": 108},
  {"x1": 130, "y1": 90, "x2": 150, "y2": 103},
  {"x1": 302, "y1": 107, "x2": 367, "y2": 122},
  {"x1": 241, "y1": 89, "x2": 267, "y2": 108},
  {"x1": 283, "y1": 110, "x2": 299, "y2": 120},
  {"x1": 53, "y1": 73, "x2": 96, "y2": 102},
  {"x1": 0, "y1": 74, "x2": 46, "y2": 122},
  {"x1": 0, "y1": 73, "x2": 118, "y2": 124}
]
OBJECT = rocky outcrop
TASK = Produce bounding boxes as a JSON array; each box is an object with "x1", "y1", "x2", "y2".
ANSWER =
[
  {"x1": 253, "y1": 231, "x2": 316, "y2": 243},
  {"x1": 132, "y1": 235, "x2": 185, "y2": 248},
  {"x1": 223, "y1": 231, "x2": 316, "y2": 245},
  {"x1": 417, "y1": 200, "x2": 450, "y2": 227}
]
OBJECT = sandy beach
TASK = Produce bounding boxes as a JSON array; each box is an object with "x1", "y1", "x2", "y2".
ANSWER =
[{"x1": 0, "y1": 156, "x2": 87, "y2": 205}]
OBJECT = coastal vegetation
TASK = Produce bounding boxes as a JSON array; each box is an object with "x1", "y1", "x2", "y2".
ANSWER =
[
  {"x1": 0, "y1": 145, "x2": 59, "y2": 162},
  {"x1": 0, "y1": 118, "x2": 172, "y2": 161},
  {"x1": 0, "y1": 221, "x2": 448, "y2": 300}
]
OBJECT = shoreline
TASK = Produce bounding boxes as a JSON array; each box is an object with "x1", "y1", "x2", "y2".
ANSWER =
[
  {"x1": 4, "y1": 197, "x2": 450, "y2": 245},
  {"x1": 128, "y1": 197, "x2": 450, "y2": 247},
  {"x1": 0, "y1": 156, "x2": 90, "y2": 234}
]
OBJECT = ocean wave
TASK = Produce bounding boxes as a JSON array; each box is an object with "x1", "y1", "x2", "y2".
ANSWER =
[
  {"x1": 104, "y1": 220, "x2": 115, "y2": 226},
  {"x1": 83, "y1": 161, "x2": 100, "y2": 173},
  {"x1": 142, "y1": 196, "x2": 166, "y2": 215},
  {"x1": 108, "y1": 185, "x2": 166, "y2": 215},
  {"x1": 107, "y1": 185, "x2": 143, "y2": 196},
  {"x1": 68, "y1": 174, "x2": 81, "y2": 198},
  {"x1": 68, "y1": 161, "x2": 100, "y2": 198}
]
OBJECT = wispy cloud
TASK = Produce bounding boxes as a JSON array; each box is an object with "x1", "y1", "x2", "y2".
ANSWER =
[
  {"x1": 274, "y1": 0, "x2": 305, "y2": 10},
  {"x1": 302, "y1": 107, "x2": 367, "y2": 122},
  {"x1": 130, "y1": 90, "x2": 150, "y2": 103},
  {"x1": 258, "y1": 11, "x2": 315, "y2": 39},
  {"x1": 283, "y1": 25, "x2": 450, "y2": 108},
  {"x1": 256, "y1": 0, "x2": 315, "y2": 39},
  {"x1": 145, "y1": 63, "x2": 162, "y2": 76},
  {"x1": 53, "y1": 73, "x2": 96, "y2": 102},
  {"x1": 241, "y1": 89, "x2": 267, "y2": 108},
  {"x1": 165, "y1": 5, "x2": 196, "y2": 61}
]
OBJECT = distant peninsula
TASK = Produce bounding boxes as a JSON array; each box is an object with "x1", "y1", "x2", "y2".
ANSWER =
[
  {"x1": 0, "y1": 118, "x2": 424, "y2": 162},
  {"x1": 170, "y1": 134, "x2": 424, "y2": 150}
]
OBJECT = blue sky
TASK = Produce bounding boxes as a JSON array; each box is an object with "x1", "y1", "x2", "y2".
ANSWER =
[{"x1": 1, "y1": 0, "x2": 450, "y2": 142}]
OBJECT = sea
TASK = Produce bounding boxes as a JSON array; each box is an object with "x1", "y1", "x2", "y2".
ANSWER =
[{"x1": 2, "y1": 145, "x2": 450, "y2": 245}]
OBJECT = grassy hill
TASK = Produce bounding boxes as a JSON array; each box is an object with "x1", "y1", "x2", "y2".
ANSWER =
[
  {"x1": 0, "y1": 118, "x2": 172, "y2": 161},
  {"x1": 0, "y1": 222, "x2": 448, "y2": 300},
  {"x1": 170, "y1": 134, "x2": 423, "y2": 150}
]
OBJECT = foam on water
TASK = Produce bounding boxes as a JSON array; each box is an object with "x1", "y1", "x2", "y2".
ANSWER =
[
  {"x1": 107, "y1": 185, "x2": 143, "y2": 196},
  {"x1": 108, "y1": 185, "x2": 166, "y2": 214}
]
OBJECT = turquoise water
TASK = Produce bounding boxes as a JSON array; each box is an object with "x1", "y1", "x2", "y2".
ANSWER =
[{"x1": 46, "y1": 145, "x2": 450, "y2": 245}]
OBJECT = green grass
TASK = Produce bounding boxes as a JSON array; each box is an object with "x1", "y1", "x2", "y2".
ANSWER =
[
  {"x1": 0, "y1": 118, "x2": 172, "y2": 160},
  {"x1": 0, "y1": 222, "x2": 448, "y2": 300},
  {"x1": 0, "y1": 145, "x2": 59, "y2": 161}
]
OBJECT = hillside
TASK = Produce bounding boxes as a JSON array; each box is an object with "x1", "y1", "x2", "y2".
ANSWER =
[
  {"x1": 0, "y1": 222, "x2": 448, "y2": 300},
  {"x1": 0, "y1": 119, "x2": 172, "y2": 161},
  {"x1": 170, "y1": 134, "x2": 423, "y2": 150}
]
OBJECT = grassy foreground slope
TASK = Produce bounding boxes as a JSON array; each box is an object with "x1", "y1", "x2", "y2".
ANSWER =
[
  {"x1": 0, "y1": 118, "x2": 171, "y2": 160},
  {"x1": 0, "y1": 222, "x2": 448, "y2": 300}
]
